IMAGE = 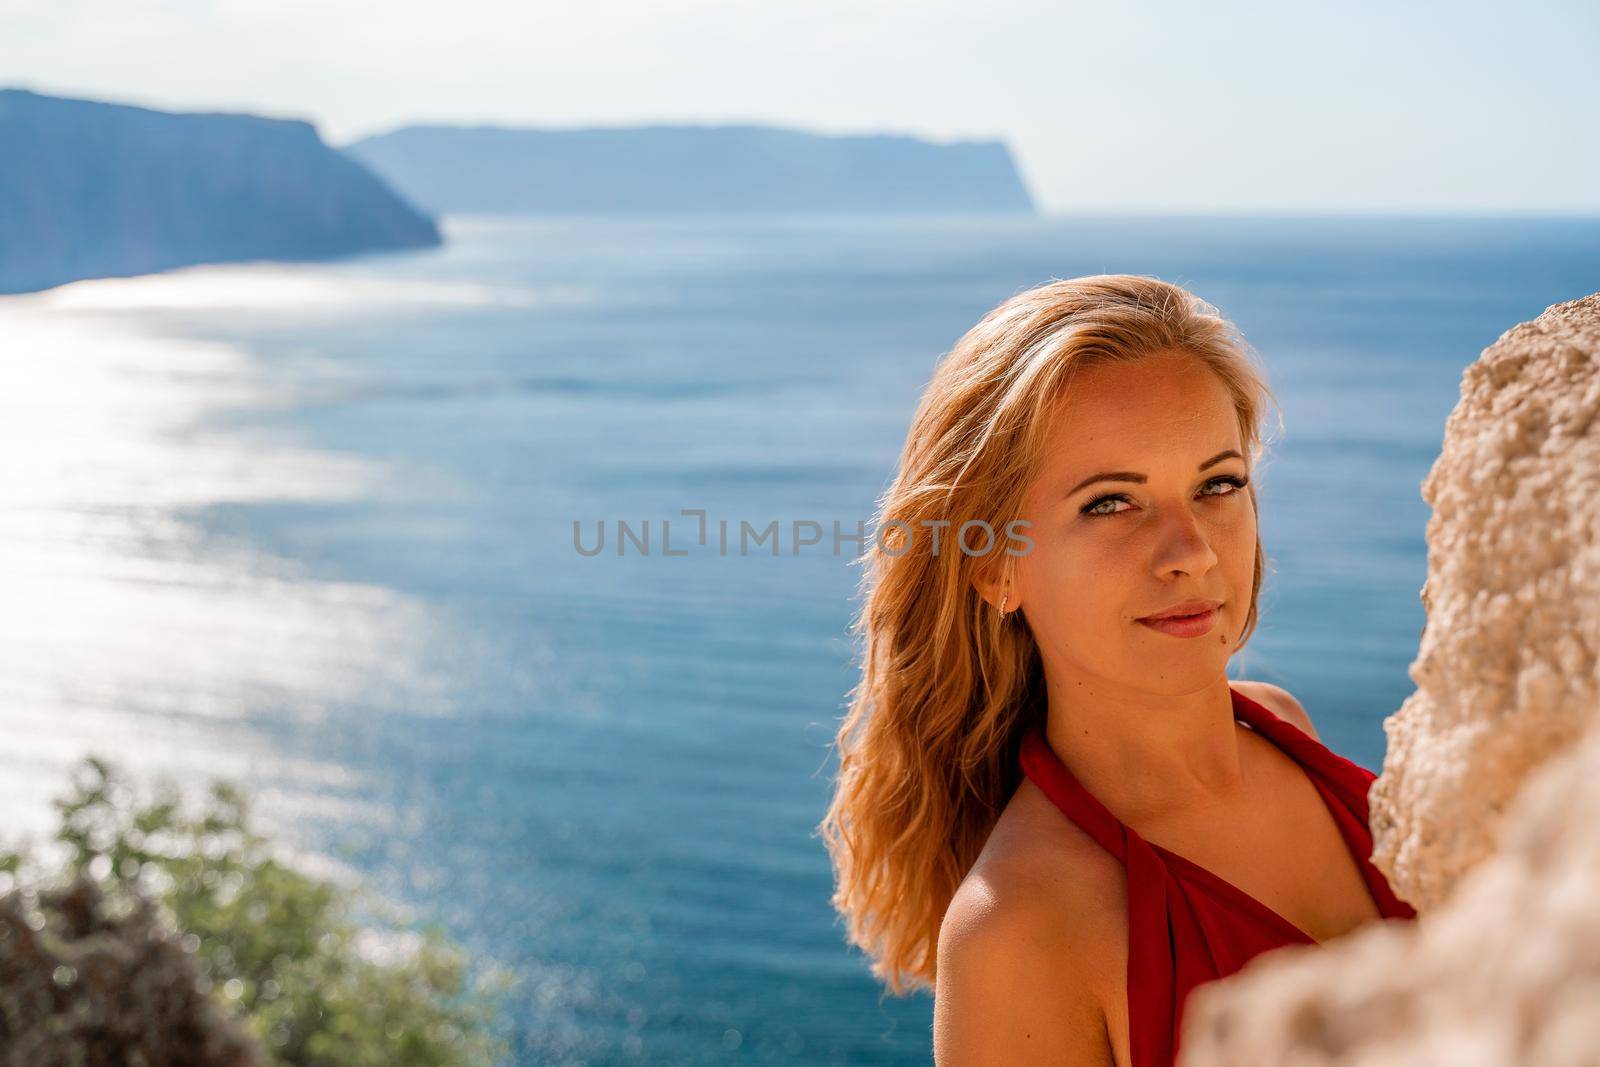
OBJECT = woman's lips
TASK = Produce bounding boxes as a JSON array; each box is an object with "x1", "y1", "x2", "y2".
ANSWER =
[{"x1": 1136, "y1": 606, "x2": 1219, "y2": 638}]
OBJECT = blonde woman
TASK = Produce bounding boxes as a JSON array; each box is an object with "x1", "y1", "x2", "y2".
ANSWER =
[{"x1": 817, "y1": 275, "x2": 1416, "y2": 1067}]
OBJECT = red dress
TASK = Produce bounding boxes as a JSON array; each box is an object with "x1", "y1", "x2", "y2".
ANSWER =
[{"x1": 1017, "y1": 685, "x2": 1417, "y2": 1067}]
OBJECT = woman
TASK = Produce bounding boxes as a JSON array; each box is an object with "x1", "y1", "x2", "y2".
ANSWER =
[{"x1": 816, "y1": 275, "x2": 1416, "y2": 1067}]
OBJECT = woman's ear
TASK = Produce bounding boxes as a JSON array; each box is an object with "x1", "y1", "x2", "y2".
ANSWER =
[{"x1": 971, "y1": 567, "x2": 1018, "y2": 614}]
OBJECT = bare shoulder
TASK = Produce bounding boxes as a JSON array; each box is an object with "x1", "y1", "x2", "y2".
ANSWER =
[
  {"x1": 932, "y1": 781, "x2": 1124, "y2": 1067},
  {"x1": 1232, "y1": 679, "x2": 1319, "y2": 741}
]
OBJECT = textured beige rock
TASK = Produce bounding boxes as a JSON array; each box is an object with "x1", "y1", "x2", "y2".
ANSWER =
[
  {"x1": 1371, "y1": 290, "x2": 1600, "y2": 911},
  {"x1": 1180, "y1": 724, "x2": 1600, "y2": 1066},
  {"x1": 1177, "y1": 291, "x2": 1600, "y2": 1066}
]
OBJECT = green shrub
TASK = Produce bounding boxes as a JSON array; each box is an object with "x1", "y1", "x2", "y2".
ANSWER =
[{"x1": 0, "y1": 756, "x2": 514, "y2": 1067}]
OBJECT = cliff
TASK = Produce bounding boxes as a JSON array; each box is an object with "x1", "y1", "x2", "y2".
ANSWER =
[
  {"x1": 0, "y1": 88, "x2": 441, "y2": 295},
  {"x1": 1180, "y1": 291, "x2": 1600, "y2": 1065},
  {"x1": 342, "y1": 123, "x2": 1036, "y2": 215}
]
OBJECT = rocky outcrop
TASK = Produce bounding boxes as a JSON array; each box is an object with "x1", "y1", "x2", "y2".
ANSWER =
[
  {"x1": 343, "y1": 123, "x2": 1037, "y2": 215},
  {"x1": 1179, "y1": 291, "x2": 1600, "y2": 1066},
  {"x1": 0, "y1": 88, "x2": 441, "y2": 295},
  {"x1": 1370, "y1": 291, "x2": 1600, "y2": 912}
]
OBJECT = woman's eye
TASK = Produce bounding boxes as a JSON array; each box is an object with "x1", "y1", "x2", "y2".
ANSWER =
[
  {"x1": 1081, "y1": 474, "x2": 1248, "y2": 518},
  {"x1": 1082, "y1": 495, "x2": 1130, "y2": 517}
]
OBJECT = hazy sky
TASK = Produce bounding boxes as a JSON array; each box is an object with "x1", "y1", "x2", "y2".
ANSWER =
[{"x1": 3, "y1": 0, "x2": 1595, "y2": 213}]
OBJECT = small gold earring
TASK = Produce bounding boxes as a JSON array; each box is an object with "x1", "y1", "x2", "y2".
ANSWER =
[{"x1": 999, "y1": 594, "x2": 1008, "y2": 615}]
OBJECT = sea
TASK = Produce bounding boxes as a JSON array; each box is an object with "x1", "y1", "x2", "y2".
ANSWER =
[{"x1": 0, "y1": 212, "x2": 1595, "y2": 1064}]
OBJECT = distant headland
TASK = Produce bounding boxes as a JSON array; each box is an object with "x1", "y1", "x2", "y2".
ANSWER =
[
  {"x1": 343, "y1": 123, "x2": 1036, "y2": 216},
  {"x1": 0, "y1": 89, "x2": 1038, "y2": 295},
  {"x1": 0, "y1": 88, "x2": 441, "y2": 295}
]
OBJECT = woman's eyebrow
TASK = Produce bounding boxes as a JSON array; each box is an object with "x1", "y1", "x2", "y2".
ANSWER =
[{"x1": 1064, "y1": 449, "x2": 1244, "y2": 497}]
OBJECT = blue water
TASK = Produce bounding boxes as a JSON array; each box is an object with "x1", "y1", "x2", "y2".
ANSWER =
[{"x1": 2, "y1": 213, "x2": 1596, "y2": 1065}]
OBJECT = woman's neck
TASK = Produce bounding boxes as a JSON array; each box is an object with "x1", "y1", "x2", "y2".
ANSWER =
[{"x1": 1041, "y1": 672, "x2": 1248, "y2": 828}]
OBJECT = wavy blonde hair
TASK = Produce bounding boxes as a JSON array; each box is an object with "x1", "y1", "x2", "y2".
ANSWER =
[{"x1": 816, "y1": 274, "x2": 1284, "y2": 996}]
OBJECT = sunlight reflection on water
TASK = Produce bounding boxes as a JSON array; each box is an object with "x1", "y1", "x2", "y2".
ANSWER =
[{"x1": 0, "y1": 294, "x2": 449, "y2": 858}]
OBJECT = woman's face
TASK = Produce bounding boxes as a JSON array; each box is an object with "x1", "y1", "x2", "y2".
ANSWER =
[{"x1": 1007, "y1": 350, "x2": 1257, "y2": 694}]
